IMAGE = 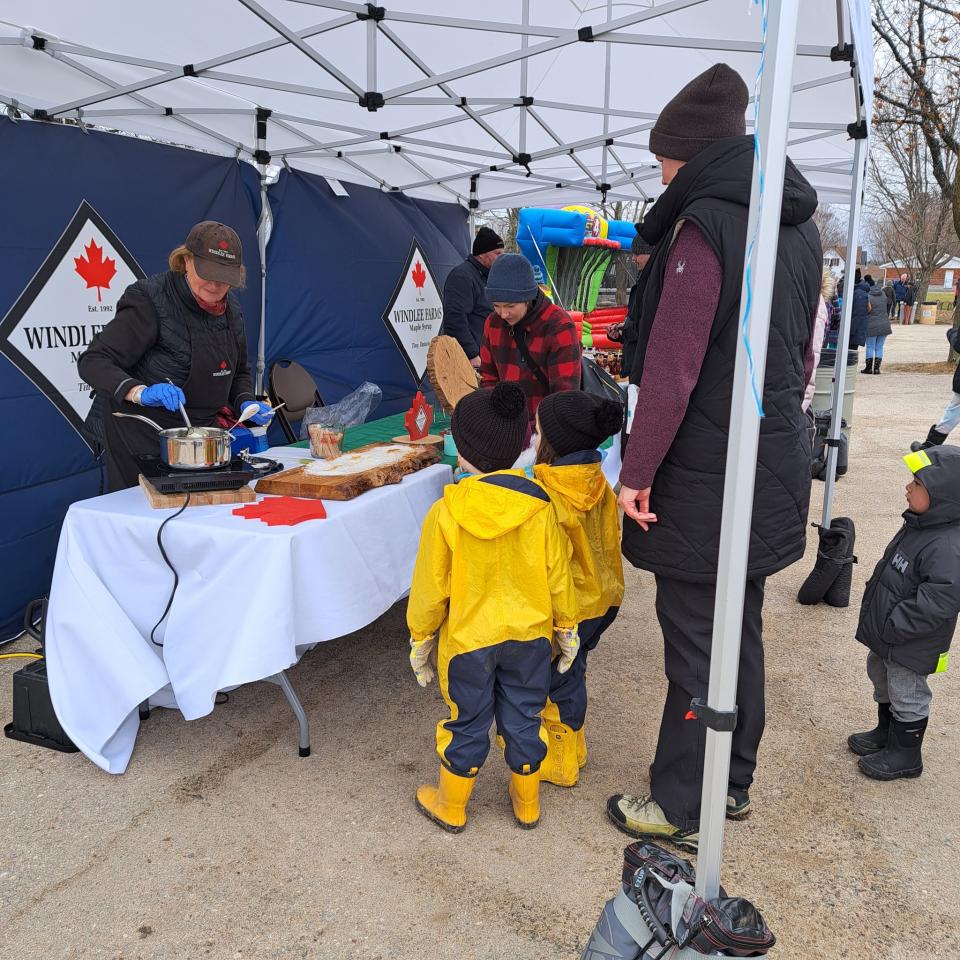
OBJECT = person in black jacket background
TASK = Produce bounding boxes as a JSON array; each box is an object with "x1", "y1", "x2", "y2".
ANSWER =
[
  {"x1": 848, "y1": 446, "x2": 960, "y2": 780},
  {"x1": 79, "y1": 221, "x2": 271, "y2": 491},
  {"x1": 441, "y1": 227, "x2": 504, "y2": 367}
]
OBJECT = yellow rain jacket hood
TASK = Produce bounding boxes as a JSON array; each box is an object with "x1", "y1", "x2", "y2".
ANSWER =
[
  {"x1": 534, "y1": 451, "x2": 624, "y2": 621},
  {"x1": 408, "y1": 470, "x2": 578, "y2": 658}
]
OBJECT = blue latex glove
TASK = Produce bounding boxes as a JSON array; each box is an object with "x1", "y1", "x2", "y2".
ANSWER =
[
  {"x1": 140, "y1": 383, "x2": 186, "y2": 412},
  {"x1": 241, "y1": 401, "x2": 275, "y2": 426}
]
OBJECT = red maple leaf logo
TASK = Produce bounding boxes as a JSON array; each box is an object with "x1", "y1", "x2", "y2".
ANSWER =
[
  {"x1": 218, "y1": 240, "x2": 230, "y2": 250},
  {"x1": 411, "y1": 261, "x2": 427, "y2": 289},
  {"x1": 220, "y1": 361, "x2": 227, "y2": 369},
  {"x1": 74, "y1": 240, "x2": 117, "y2": 303}
]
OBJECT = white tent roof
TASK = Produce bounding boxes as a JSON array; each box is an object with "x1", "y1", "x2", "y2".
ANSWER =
[{"x1": 0, "y1": 1, "x2": 871, "y2": 207}]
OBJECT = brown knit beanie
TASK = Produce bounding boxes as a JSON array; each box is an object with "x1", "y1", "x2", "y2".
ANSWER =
[{"x1": 649, "y1": 63, "x2": 749, "y2": 162}]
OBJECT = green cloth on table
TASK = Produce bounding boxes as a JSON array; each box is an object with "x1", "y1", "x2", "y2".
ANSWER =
[{"x1": 293, "y1": 412, "x2": 458, "y2": 467}]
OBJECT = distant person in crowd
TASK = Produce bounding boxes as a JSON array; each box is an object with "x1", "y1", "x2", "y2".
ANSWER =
[
  {"x1": 864, "y1": 277, "x2": 893, "y2": 374},
  {"x1": 803, "y1": 268, "x2": 835, "y2": 412},
  {"x1": 78, "y1": 221, "x2": 271, "y2": 492},
  {"x1": 847, "y1": 447, "x2": 960, "y2": 781},
  {"x1": 407, "y1": 382, "x2": 578, "y2": 832},
  {"x1": 608, "y1": 232, "x2": 654, "y2": 374},
  {"x1": 442, "y1": 226, "x2": 504, "y2": 368},
  {"x1": 902, "y1": 275, "x2": 916, "y2": 325},
  {"x1": 607, "y1": 63, "x2": 822, "y2": 851},
  {"x1": 532, "y1": 391, "x2": 625, "y2": 787},
  {"x1": 910, "y1": 326, "x2": 960, "y2": 451},
  {"x1": 882, "y1": 278, "x2": 896, "y2": 316},
  {"x1": 849, "y1": 268, "x2": 871, "y2": 351},
  {"x1": 478, "y1": 253, "x2": 581, "y2": 422},
  {"x1": 893, "y1": 273, "x2": 908, "y2": 321}
]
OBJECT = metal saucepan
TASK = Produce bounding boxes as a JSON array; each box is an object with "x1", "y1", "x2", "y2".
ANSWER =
[{"x1": 113, "y1": 412, "x2": 233, "y2": 470}]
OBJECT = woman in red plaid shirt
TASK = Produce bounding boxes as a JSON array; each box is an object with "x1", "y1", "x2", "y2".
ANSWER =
[{"x1": 478, "y1": 254, "x2": 581, "y2": 422}]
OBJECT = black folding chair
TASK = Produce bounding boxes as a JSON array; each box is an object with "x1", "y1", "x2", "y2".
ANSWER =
[{"x1": 268, "y1": 359, "x2": 324, "y2": 443}]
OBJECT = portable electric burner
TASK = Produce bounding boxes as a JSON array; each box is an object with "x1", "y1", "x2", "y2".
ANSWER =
[{"x1": 135, "y1": 455, "x2": 282, "y2": 494}]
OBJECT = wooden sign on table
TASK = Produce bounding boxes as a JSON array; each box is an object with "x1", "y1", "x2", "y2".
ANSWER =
[{"x1": 426, "y1": 335, "x2": 478, "y2": 414}]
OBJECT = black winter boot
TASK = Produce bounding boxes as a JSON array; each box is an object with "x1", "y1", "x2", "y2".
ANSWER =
[
  {"x1": 797, "y1": 520, "x2": 854, "y2": 605},
  {"x1": 824, "y1": 517, "x2": 857, "y2": 607},
  {"x1": 847, "y1": 701, "x2": 891, "y2": 756},
  {"x1": 873, "y1": 358, "x2": 882, "y2": 374},
  {"x1": 861, "y1": 357, "x2": 874, "y2": 374},
  {"x1": 910, "y1": 425, "x2": 948, "y2": 452},
  {"x1": 858, "y1": 717, "x2": 927, "y2": 780}
]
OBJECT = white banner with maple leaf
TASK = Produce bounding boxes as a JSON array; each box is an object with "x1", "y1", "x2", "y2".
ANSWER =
[
  {"x1": 380, "y1": 239, "x2": 444, "y2": 385},
  {"x1": 0, "y1": 201, "x2": 144, "y2": 446}
]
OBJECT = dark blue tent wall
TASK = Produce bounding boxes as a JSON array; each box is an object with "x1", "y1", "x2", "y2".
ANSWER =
[
  {"x1": 265, "y1": 168, "x2": 468, "y2": 416},
  {"x1": 0, "y1": 117, "x2": 263, "y2": 638}
]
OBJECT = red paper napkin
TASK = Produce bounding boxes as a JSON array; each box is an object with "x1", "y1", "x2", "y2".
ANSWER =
[{"x1": 233, "y1": 496, "x2": 327, "y2": 526}]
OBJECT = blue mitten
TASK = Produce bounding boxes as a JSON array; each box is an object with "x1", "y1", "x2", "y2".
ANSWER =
[{"x1": 140, "y1": 383, "x2": 186, "y2": 412}]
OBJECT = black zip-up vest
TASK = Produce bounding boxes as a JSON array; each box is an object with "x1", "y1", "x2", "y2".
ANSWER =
[{"x1": 623, "y1": 137, "x2": 823, "y2": 583}]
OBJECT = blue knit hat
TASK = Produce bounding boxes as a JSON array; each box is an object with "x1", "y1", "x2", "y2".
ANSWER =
[{"x1": 486, "y1": 253, "x2": 538, "y2": 303}]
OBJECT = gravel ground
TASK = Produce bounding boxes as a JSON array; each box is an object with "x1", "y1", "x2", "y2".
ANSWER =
[{"x1": 1, "y1": 324, "x2": 958, "y2": 960}]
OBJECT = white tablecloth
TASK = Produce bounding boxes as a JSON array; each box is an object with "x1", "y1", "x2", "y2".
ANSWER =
[{"x1": 45, "y1": 456, "x2": 452, "y2": 773}]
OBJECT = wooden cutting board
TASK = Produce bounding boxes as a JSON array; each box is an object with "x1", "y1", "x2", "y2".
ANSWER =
[
  {"x1": 254, "y1": 442, "x2": 441, "y2": 501},
  {"x1": 427, "y1": 335, "x2": 478, "y2": 413}
]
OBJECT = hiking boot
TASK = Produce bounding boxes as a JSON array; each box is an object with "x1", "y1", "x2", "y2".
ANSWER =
[
  {"x1": 416, "y1": 766, "x2": 476, "y2": 833},
  {"x1": 606, "y1": 794, "x2": 698, "y2": 851},
  {"x1": 798, "y1": 519, "x2": 855, "y2": 606},
  {"x1": 910, "y1": 425, "x2": 949, "y2": 452},
  {"x1": 824, "y1": 517, "x2": 857, "y2": 608},
  {"x1": 861, "y1": 358, "x2": 874, "y2": 374},
  {"x1": 858, "y1": 717, "x2": 926, "y2": 780},
  {"x1": 726, "y1": 787, "x2": 751, "y2": 820},
  {"x1": 847, "y1": 701, "x2": 891, "y2": 756}
]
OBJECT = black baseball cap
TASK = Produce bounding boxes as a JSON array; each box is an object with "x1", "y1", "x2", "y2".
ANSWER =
[{"x1": 185, "y1": 221, "x2": 244, "y2": 286}]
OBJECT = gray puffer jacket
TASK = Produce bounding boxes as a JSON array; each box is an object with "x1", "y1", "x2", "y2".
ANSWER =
[
  {"x1": 866, "y1": 286, "x2": 892, "y2": 339},
  {"x1": 856, "y1": 446, "x2": 960, "y2": 674}
]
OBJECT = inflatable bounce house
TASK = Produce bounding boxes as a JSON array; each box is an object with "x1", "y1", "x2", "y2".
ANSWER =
[{"x1": 516, "y1": 205, "x2": 637, "y2": 356}]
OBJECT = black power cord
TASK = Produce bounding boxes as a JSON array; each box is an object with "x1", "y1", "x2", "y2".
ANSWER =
[{"x1": 150, "y1": 494, "x2": 191, "y2": 646}]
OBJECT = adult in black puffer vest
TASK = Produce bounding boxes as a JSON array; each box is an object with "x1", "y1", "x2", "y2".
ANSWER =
[
  {"x1": 79, "y1": 222, "x2": 269, "y2": 491},
  {"x1": 607, "y1": 64, "x2": 823, "y2": 851}
]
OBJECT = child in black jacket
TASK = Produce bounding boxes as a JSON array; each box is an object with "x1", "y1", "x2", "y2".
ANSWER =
[{"x1": 848, "y1": 446, "x2": 960, "y2": 780}]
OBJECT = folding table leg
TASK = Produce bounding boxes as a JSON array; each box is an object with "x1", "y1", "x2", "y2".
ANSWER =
[
  {"x1": 266, "y1": 671, "x2": 311, "y2": 757},
  {"x1": 139, "y1": 700, "x2": 151, "y2": 721}
]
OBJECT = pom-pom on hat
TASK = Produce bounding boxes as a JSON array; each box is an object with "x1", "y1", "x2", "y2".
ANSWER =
[
  {"x1": 452, "y1": 382, "x2": 528, "y2": 473},
  {"x1": 537, "y1": 390, "x2": 624, "y2": 457}
]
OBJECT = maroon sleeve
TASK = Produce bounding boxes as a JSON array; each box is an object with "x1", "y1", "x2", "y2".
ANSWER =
[{"x1": 620, "y1": 222, "x2": 722, "y2": 490}]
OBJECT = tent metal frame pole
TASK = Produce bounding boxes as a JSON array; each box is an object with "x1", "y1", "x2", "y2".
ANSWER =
[
  {"x1": 696, "y1": 0, "x2": 802, "y2": 901},
  {"x1": 601, "y1": 0, "x2": 613, "y2": 197},
  {"x1": 254, "y1": 109, "x2": 270, "y2": 397},
  {"x1": 821, "y1": 136, "x2": 867, "y2": 529},
  {"x1": 519, "y1": 0, "x2": 530, "y2": 155}
]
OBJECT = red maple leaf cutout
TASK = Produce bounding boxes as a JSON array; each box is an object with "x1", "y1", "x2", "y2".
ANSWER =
[
  {"x1": 411, "y1": 260, "x2": 427, "y2": 289},
  {"x1": 74, "y1": 240, "x2": 117, "y2": 303}
]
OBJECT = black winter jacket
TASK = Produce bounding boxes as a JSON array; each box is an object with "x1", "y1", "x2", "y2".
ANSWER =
[
  {"x1": 947, "y1": 326, "x2": 960, "y2": 394},
  {"x1": 849, "y1": 280, "x2": 870, "y2": 347},
  {"x1": 856, "y1": 447, "x2": 960, "y2": 674},
  {"x1": 441, "y1": 257, "x2": 491, "y2": 359},
  {"x1": 622, "y1": 135, "x2": 822, "y2": 582}
]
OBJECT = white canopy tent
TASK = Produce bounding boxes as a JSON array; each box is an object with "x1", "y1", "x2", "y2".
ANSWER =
[{"x1": 0, "y1": 0, "x2": 872, "y2": 905}]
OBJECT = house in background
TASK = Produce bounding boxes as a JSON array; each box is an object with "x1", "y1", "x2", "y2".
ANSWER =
[
  {"x1": 823, "y1": 245, "x2": 882, "y2": 281},
  {"x1": 879, "y1": 257, "x2": 960, "y2": 292}
]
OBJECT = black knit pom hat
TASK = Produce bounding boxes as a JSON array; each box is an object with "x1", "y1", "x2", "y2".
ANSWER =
[
  {"x1": 537, "y1": 390, "x2": 624, "y2": 457},
  {"x1": 649, "y1": 63, "x2": 749, "y2": 162},
  {"x1": 452, "y1": 382, "x2": 528, "y2": 472}
]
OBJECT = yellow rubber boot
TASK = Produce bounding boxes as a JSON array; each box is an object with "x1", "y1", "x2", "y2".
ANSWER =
[
  {"x1": 416, "y1": 766, "x2": 475, "y2": 833},
  {"x1": 509, "y1": 770, "x2": 541, "y2": 829},
  {"x1": 576, "y1": 725, "x2": 587, "y2": 770},
  {"x1": 539, "y1": 720, "x2": 580, "y2": 787}
]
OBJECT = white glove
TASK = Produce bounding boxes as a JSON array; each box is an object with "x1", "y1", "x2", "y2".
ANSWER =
[
  {"x1": 409, "y1": 635, "x2": 437, "y2": 687},
  {"x1": 553, "y1": 627, "x2": 580, "y2": 675}
]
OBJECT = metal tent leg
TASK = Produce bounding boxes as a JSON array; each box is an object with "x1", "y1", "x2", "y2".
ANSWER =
[{"x1": 266, "y1": 671, "x2": 311, "y2": 757}]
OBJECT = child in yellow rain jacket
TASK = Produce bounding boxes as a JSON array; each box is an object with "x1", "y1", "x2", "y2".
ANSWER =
[
  {"x1": 408, "y1": 382, "x2": 579, "y2": 833},
  {"x1": 533, "y1": 390, "x2": 625, "y2": 787}
]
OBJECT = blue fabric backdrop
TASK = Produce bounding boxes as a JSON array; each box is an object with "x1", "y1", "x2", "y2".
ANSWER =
[
  {"x1": 0, "y1": 117, "x2": 263, "y2": 639},
  {"x1": 264, "y1": 168, "x2": 468, "y2": 416}
]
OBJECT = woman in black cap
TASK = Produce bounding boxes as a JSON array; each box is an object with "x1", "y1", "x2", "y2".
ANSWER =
[{"x1": 79, "y1": 221, "x2": 272, "y2": 491}]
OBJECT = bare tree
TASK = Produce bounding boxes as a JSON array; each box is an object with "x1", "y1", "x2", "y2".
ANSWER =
[
  {"x1": 813, "y1": 205, "x2": 848, "y2": 255},
  {"x1": 873, "y1": 0, "x2": 960, "y2": 345},
  {"x1": 866, "y1": 120, "x2": 957, "y2": 302}
]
